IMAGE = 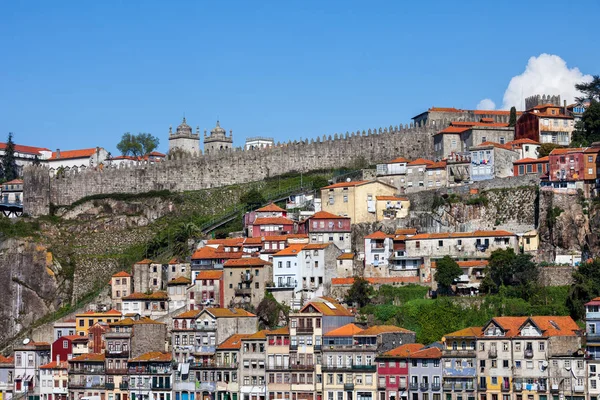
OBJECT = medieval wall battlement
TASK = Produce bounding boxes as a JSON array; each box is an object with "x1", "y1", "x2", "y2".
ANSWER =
[{"x1": 23, "y1": 119, "x2": 470, "y2": 216}]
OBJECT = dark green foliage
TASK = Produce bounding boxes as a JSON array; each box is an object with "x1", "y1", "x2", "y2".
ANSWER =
[
  {"x1": 375, "y1": 284, "x2": 428, "y2": 304},
  {"x1": 69, "y1": 190, "x2": 174, "y2": 208},
  {"x1": 538, "y1": 143, "x2": 563, "y2": 157},
  {"x1": 311, "y1": 176, "x2": 330, "y2": 190},
  {"x1": 571, "y1": 100, "x2": 600, "y2": 146},
  {"x1": 256, "y1": 292, "x2": 289, "y2": 329},
  {"x1": 240, "y1": 189, "x2": 266, "y2": 210},
  {"x1": 345, "y1": 276, "x2": 374, "y2": 307},
  {"x1": 575, "y1": 75, "x2": 600, "y2": 102},
  {"x1": 484, "y1": 249, "x2": 539, "y2": 299},
  {"x1": 568, "y1": 259, "x2": 600, "y2": 320},
  {"x1": 117, "y1": 132, "x2": 159, "y2": 157},
  {"x1": 465, "y1": 195, "x2": 488, "y2": 206},
  {"x1": 546, "y1": 206, "x2": 563, "y2": 230},
  {"x1": 508, "y1": 106, "x2": 517, "y2": 127},
  {"x1": 434, "y1": 256, "x2": 462, "y2": 295},
  {"x1": 1, "y1": 132, "x2": 18, "y2": 181},
  {"x1": 0, "y1": 217, "x2": 41, "y2": 239}
]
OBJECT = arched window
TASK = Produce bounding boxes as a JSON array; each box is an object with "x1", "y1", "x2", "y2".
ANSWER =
[{"x1": 174, "y1": 320, "x2": 179, "y2": 329}]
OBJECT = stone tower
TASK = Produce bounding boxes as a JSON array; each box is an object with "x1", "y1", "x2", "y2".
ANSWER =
[
  {"x1": 204, "y1": 120, "x2": 233, "y2": 154},
  {"x1": 168, "y1": 117, "x2": 200, "y2": 154}
]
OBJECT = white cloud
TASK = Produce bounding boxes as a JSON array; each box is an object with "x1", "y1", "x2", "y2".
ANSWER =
[
  {"x1": 500, "y1": 54, "x2": 592, "y2": 110},
  {"x1": 476, "y1": 98, "x2": 496, "y2": 110}
]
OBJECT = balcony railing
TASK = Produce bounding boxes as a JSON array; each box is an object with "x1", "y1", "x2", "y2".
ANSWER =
[
  {"x1": 194, "y1": 324, "x2": 217, "y2": 331},
  {"x1": 514, "y1": 383, "x2": 522, "y2": 392},
  {"x1": 352, "y1": 364, "x2": 376, "y2": 371},
  {"x1": 234, "y1": 288, "x2": 252, "y2": 296},
  {"x1": 289, "y1": 344, "x2": 298, "y2": 351},
  {"x1": 152, "y1": 383, "x2": 172, "y2": 390},
  {"x1": 128, "y1": 367, "x2": 171, "y2": 375},
  {"x1": 296, "y1": 326, "x2": 314, "y2": 333},
  {"x1": 488, "y1": 349, "x2": 497, "y2": 358},
  {"x1": 524, "y1": 349, "x2": 533, "y2": 358},
  {"x1": 377, "y1": 381, "x2": 387, "y2": 390},
  {"x1": 420, "y1": 383, "x2": 429, "y2": 391},
  {"x1": 409, "y1": 383, "x2": 418, "y2": 391},
  {"x1": 551, "y1": 384, "x2": 559, "y2": 392},
  {"x1": 574, "y1": 385, "x2": 585, "y2": 393},
  {"x1": 106, "y1": 368, "x2": 129, "y2": 375},
  {"x1": 105, "y1": 383, "x2": 115, "y2": 390},
  {"x1": 106, "y1": 350, "x2": 130, "y2": 358},
  {"x1": 501, "y1": 385, "x2": 510, "y2": 392},
  {"x1": 290, "y1": 363, "x2": 314, "y2": 370},
  {"x1": 267, "y1": 364, "x2": 289, "y2": 370},
  {"x1": 431, "y1": 383, "x2": 441, "y2": 391},
  {"x1": 443, "y1": 349, "x2": 476, "y2": 357},
  {"x1": 322, "y1": 364, "x2": 353, "y2": 371},
  {"x1": 119, "y1": 382, "x2": 129, "y2": 390},
  {"x1": 477, "y1": 384, "x2": 486, "y2": 391},
  {"x1": 344, "y1": 384, "x2": 354, "y2": 391},
  {"x1": 190, "y1": 361, "x2": 238, "y2": 369}
]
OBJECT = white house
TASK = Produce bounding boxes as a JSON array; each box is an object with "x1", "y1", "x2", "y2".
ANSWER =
[
  {"x1": 47, "y1": 147, "x2": 109, "y2": 173},
  {"x1": 121, "y1": 291, "x2": 169, "y2": 319},
  {"x1": 363, "y1": 231, "x2": 394, "y2": 271},
  {"x1": 0, "y1": 142, "x2": 51, "y2": 176}
]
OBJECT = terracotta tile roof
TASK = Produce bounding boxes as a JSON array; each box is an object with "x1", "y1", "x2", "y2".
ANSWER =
[
  {"x1": 474, "y1": 110, "x2": 522, "y2": 116},
  {"x1": 223, "y1": 257, "x2": 272, "y2": 267},
  {"x1": 381, "y1": 343, "x2": 425, "y2": 357},
  {"x1": 168, "y1": 276, "x2": 191, "y2": 285},
  {"x1": 407, "y1": 158, "x2": 435, "y2": 166},
  {"x1": 337, "y1": 253, "x2": 355, "y2": 260},
  {"x1": 244, "y1": 330, "x2": 269, "y2": 340},
  {"x1": 266, "y1": 326, "x2": 290, "y2": 335},
  {"x1": 244, "y1": 237, "x2": 264, "y2": 245},
  {"x1": 457, "y1": 260, "x2": 488, "y2": 268},
  {"x1": 355, "y1": 325, "x2": 414, "y2": 336},
  {"x1": 388, "y1": 157, "x2": 410, "y2": 164},
  {"x1": 40, "y1": 361, "x2": 68, "y2": 369},
  {"x1": 135, "y1": 258, "x2": 155, "y2": 265},
  {"x1": 122, "y1": 291, "x2": 169, "y2": 301},
  {"x1": 323, "y1": 180, "x2": 369, "y2": 189},
  {"x1": 129, "y1": 351, "x2": 172, "y2": 362},
  {"x1": 203, "y1": 308, "x2": 256, "y2": 318},
  {"x1": 273, "y1": 244, "x2": 306, "y2": 256},
  {"x1": 0, "y1": 142, "x2": 50, "y2": 155},
  {"x1": 444, "y1": 327, "x2": 482, "y2": 338},
  {"x1": 506, "y1": 138, "x2": 540, "y2": 145},
  {"x1": 309, "y1": 211, "x2": 350, "y2": 220},
  {"x1": 513, "y1": 157, "x2": 549, "y2": 164},
  {"x1": 430, "y1": 107, "x2": 463, "y2": 113},
  {"x1": 407, "y1": 230, "x2": 515, "y2": 240},
  {"x1": 112, "y1": 271, "x2": 131, "y2": 278},
  {"x1": 303, "y1": 243, "x2": 331, "y2": 250},
  {"x1": 191, "y1": 246, "x2": 244, "y2": 260},
  {"x1": 3, "y1": 179, "x2": 24, "y2": 185},
  {"x1": 256, "y1": 203, "x2": 286, "y2": 212},
  {"x1": 426, "y1": 161, "x2": 447, "y2": 169},
  {"x1": 324, "y1": 323, "x2": 364, "y2": 337},
  {"x1": 105, "y1": 309, "x2": 122, "y2": 315},
  {"x1": 0, "y1": 355, "x2": 14, "y2": 364},
  {"x1": 169, "y1": 257, "x2": 183, "y2": 264},
  {"x1": 550, "y1": 147, "x2": 585, "y2": 155},
  {"x1": 365, "y1": 231, "x2": 391, "y2": 239},
  {"x1": 195, "y1": 270, "x2": 223, "y2": 280},
  {"x1": 253, "y1": 217, "x2": 295, "y2": 225},
  {"x1": 410, "y1": 347, "x2": 442, "y2": 359},
  {"x1": 435, "y1": 126, "x2": 470, "y2": 135},
  {"x1": 376, "y1": 196, "x2": 409, "y2": 201},
  {"x1": 109, "y1": 317, "x2": 135, "y2": 326},
  {"x1": 528, "y1": 316, "x2": 580, "y2": 337},
  {"x1": 174, "y1": 309, "x2": 202, "y2": 319},
  {"x1": 217, "y1": 334, "x2": 250, "y2": 350},
  {"x1": 50, "y1": 148, "x2": 100, "y2": 160},
  {"x1": 133, "y1": 317, "x2": 164, "y2": 325},
  {"x1": 70, "y1": 353, "x2": 105, "y2": 362},
  {"x1": 331, "y1": 276, "x2": 421, "y2": 285},
  {"x1": 472, "y1": 141, "x2": 513, "y2": 151},
  {"x1": 395, "y1": 228, "x2": 417, "y2": 235},
  {"x1": 300, "y1": 297, "x2": 353, "y2": 316},
  {"x1": 77, "y1": 309, "x2": 122, "y2": 316},
  {"x1": 60, "y1": 334, "x2": 88, "y2": 342}
]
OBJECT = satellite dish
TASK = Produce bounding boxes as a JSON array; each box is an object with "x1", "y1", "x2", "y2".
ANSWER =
[
  {"x1": 23, "y1": 338, "x2": 30, "y2": 345},
  {"x1": 542, "y1": 360, "x2": 549, "y2": 367},
  {"x1": 346, "y1": 178, "x2": 351, "y2": 182}
]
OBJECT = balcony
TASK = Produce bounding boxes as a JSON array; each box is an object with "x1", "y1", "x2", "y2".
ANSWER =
[
  {"x1": 352, "y1": 364, "x2": 376, "y2": 372},
  {"x1": 574, "y1": 385, "x2": 585, "y2": 393},
  {"x1": 322, "y1": 364, "x2": 353, "y2": 371},
  {"x1": 500, "y1": 384, "x2": 510, "y2": 392},
  {"x1": 344, "y1": 384, "x2": 354, "y2": 391},
  {"x1": 119, "y1": 382, "x2": 129, "y2": 390},
  {"x1": 551, "y1": 384, "x2": 559, "y2": 392},
  {"x1": 289, "y1": 344, "x2": 298, "y2": 351},
  {"x1": 477, "y1": 384, "x2": 486, "y2": 391},
  {"x1": 488, "y1": 349, "x2": 497, "y2": 358},
  {"x1": 377, "y1": 381, "x2": 387, "y2": 390},
  {"x1": 314, "y1": 344, "x2": 322, "y2": 351},
  {"x1": 524, "y1": 349, "x2": 533, "y2": 358},
  {"x1": 420, "y1": 383, "x2": 429, "y2": 391},
  {"x1": 191, "y1": 361, "x2": 238, "y2": 369},
  {"x1": 152, "y1": 383, "x2": 172, "y2": 390},
  {"x1": 513, "y1": 383, "x2": 522, "y2": 392},
  {"x1": 538, "y1": 385, "x2": 547, "y2": 392},
  {"x1": 68, "y1": 380, "x2": 105, "y2": 389},
  {"x1": 267, "y1": 364, "x2": 289, "y2": 370},
  {"x1": 240, "y1": 272, "x2": 253, "y2": 283},
  {"x1": 105, "y1": 383, "x2": 115, "y2": 390},
  {"x1": 194, "y1": 324, "x2": 217, "y2": 331},
  {"x1": 443, "y1": 383, "x2": 453, "y2": 391},
  {"x1": 106, "y1": 350, "x2": 130, "y2": 358},
  {"x1": 443, "y1": 349, "x2": 476, "y2": 357},
  {"x1": 296, "y1": 326, "x2": 314, "y2": 334},
  {"x1": 466, "y1": 384, "x2": 475, "y2": 392},
  {"x1": 234, "y1": 288, "x2": 252, "y2": 296},
  {"x1": 290, "y1": 363, "x2": 314, "y2": 370},
  {"x1": 106, "y1": 368, "x2": 129, "y2": 375},
  {"x1": 128, "y1": 367, "x2": 171, "y2": 375},
  {"x1": 409, "y1": 383, "x2": 418, "y2": 391},
  {"x1": 431, "y1": 383, "x2": 441, "y2": 391}
]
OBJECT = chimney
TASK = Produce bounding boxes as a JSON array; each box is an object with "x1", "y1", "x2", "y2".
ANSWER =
[
  {"x1": 56, "y1": 149, "x2": 61, "y2": 159},
  {"x1": 564, "y1": 100, "x2": 567, "y2": 116}
]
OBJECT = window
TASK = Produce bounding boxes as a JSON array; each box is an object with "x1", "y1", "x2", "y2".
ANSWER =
[
  {"x1": 499, "y1": 137, "x2": 505, "y2": 145},
  {"x1": 503, "y1": 360, "x2": 509, "y2": 368},
  {"x1": 438, "y1": 240, "x2": 443, "y2": 247},
  {"x1": 515, "y1": 361, "x2": 521, "y2": 369},
  {"x1": 539, "y1": 342, "x2": 545, "y2": 351}
]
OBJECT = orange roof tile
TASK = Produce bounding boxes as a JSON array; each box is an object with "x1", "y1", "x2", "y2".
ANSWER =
[
  {"x1": 174, "y1": 309, "x2": 202, "y2": 319},
  {"x1": 129, "y1": 351, "x2": 172, "y2": 362},
  {"x1": 70, "y1": 353, "x2": 105, "y2": 362},
  {"x1": 168, "y1": 276, "x2": 192, "y2": 285},
  {"x1": 430, "y1": 107, "x2": 464, "y2": 113},
  {"x1": 300, "y1": 297, "x2": 353, "y2": 317},
  {"x1": 303, "y1": 243, "x2": 331, "y2": 250},
  {"x1": 217, "y1": 334, "x2": 250, "y2": 350},
  {"x1": 337, "y1": 253, "x2": 355, "y2": 260},
  {"x1": 528, "y1": 316, "x2": 580, "y2": 337},
  {"x1": 365, "y1": 231, "x2": 391, "y2": 239},
  {"x1": 376, "y1": 196, "x2": 409, "y2": 201},
  {"x1": 266, "y1": 326, "x2": 290, "y2": 335},
  {"x1": 223, "y1": 258, "x2": 272, "y2": 267},
  {"x1": 273, "y1": 244, "x2": 306, "y2": 256},
  {"x1": 0, "y1": 355, "x2": 14, "y2": 364},
  {"x1": 203, "y1": 308, "x2": 256, "y2": 318},
  {"x1": 244, "y1": 330, "x2": 269, "y2": 340},
  {"x1": 0, "y1": 142, "x2": 50, "y2": 155},
  {"x1": 191, "y1": 246, "x2": 244, "y2": 260},
  {"x1": 122, "y1": 291, "x2": 169, "y2": 301},
  {"x1": 256, "y1": 203, "x2": 286, "y2": 212},
  {"x1": 381, "y1": 343, "x2": 425, "y2": 357},
  {"x1": 324, "y1": 323, "x2": 364, "y2": 337},
  {"x1": 355, "y1": 325, "x2": 414, "y2": 336},
  {"x1": 323, "y1": 180, "x2": 370, "y2": 189},
  {"x1": 135, "y1": 258, "x2": 155, "y2": 265},
  {"x1": 410, "y1": 347, "x2": 442, "y2": 359},
  {"x1": 444, "y1": 327, "x2": 482, "y2": 338},
  {"x1": 395, "y1": 228, "x2": 417, "y2": 235},
  {"x1": 457, "y1": 260, "x2": 488, "y2": 268},
  {"x1": 506, "y1": 138, "x2": 540, "y2": 145},
  {"x1": 388, "y1": 157, "x2": 410, "y2": 164},
  {"x1": 40, "y1": 361, "x2": 68, "y2": 369},
  {"x1": 3, "y1": 179, "x2": 23, "y2": 185},
  {"x1": 550, "y1": 147, "x2": 585, "y2": 155},
  {"x1": 50, "y1": 148, "x2": 100, "y2": 160},
  {"x1": 244, "y1": 237, "x2": 264, "y2": 245},
  {"x1": 513, "y1": 156, "x2": 549, "y2": 164},
  {"x1": 474, "y1": 110, "x2": 522, "y2": 116},
  {"x1": 168, "y1": 257, "x2": 183, "y2": 264},
  {"x1": 426, "y1": 161, "x2": 447, "y2": 169},
  {"x1": 195, "y1": 270, "x2": 223, "y2": 280},
  {"x1": 472, "y1": 141, "x2": 513, "y2": 151},
  {"x1": 309, "y1": 211, "x2": 350, "y2": 220},
  {"x1": 407, "y1": 230, "x2": 515, "y2": 240},
  {"x1": 112, "y1": 271, "x2": 131, "y2": 278},
  {"x1": 407, "y1": 158, "x2": 435, "y2": 166}
]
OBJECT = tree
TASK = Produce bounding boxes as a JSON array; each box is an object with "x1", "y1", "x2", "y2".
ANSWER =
[
  {"x1": 575, "y1": 75, "x2": 600, "y2": 102},
  {"x1": 570, "y1": 76, "x2": 600, "y2": 146},
  {"x1": 345, "y1": 276, "x2": 373, "y2": 307},
  {"x1": 508, "y1": 106, "x2": 517, "y2": 127},
  {"x1": 116, "y1": 132, "x2": 159, "y2": 157},
  {"x1": 485, "y1": 249, "x2": 539, "y2": 298},
  {"x1": 311, "y1": 176, "x2": 330, "y2": 190},
  {"x1": 567, "y1": 258, "x2": 600, "y2": 320},
  {"x1": 538, "y1": 143, "x2": 563, "y2": 158},
  {"x1": 240, "y1": 189, "x2": 266, "y2": 210},
  {"x1": 256, "y1": 292, "x2": 288, "y2": 329},
  {"x1": 434, "y1": 256, "x2": 462, "y2": 295},
  {"x1": 2, "y1": 132, "x2": 18, "y2": 181}
]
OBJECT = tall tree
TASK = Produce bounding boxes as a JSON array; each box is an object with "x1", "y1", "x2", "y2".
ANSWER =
[
  {"x1": 571, "y1": 75, "x2": 600, "y2": 146},
  {"x1": 434, "y1": 256, "x2": 462, "y2": 295},
  {"x1": 2, "y1": 132, "x2": 18, "y2": 181},
  {"x1": 508, "y1": 106, "x2": 517, "y2": 127},
  {"x1": 575, "y1": 75, "x2": 600, "y2": 102},
  {"x1": 345, "y1": 276, "x2": 373, "y2": 307},
  {"x1": 117, "y1": 132, "x2": 159, "y2": 157}
]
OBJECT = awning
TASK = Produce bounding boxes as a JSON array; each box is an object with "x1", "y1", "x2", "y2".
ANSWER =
[{"x1": 180, "y1": 363, "x2": 190, "y2": 375}]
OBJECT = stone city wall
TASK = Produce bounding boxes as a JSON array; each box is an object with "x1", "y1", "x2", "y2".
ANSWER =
[{"x1": 25, "y1": 121, "x2": 446, "y2": 216}]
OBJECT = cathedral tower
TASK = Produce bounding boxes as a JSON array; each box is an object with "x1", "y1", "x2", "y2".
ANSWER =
[
  {"x1": 203, "y1": 120, "x2": 233, "y2": 154},
  {"x1": 168, "y1": 117, "x2": 200, "y2": 154}
]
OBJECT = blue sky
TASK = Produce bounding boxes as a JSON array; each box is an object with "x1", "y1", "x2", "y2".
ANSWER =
[{"x1": 1, "y1": 0, "x2": 598, "y2": 154}]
